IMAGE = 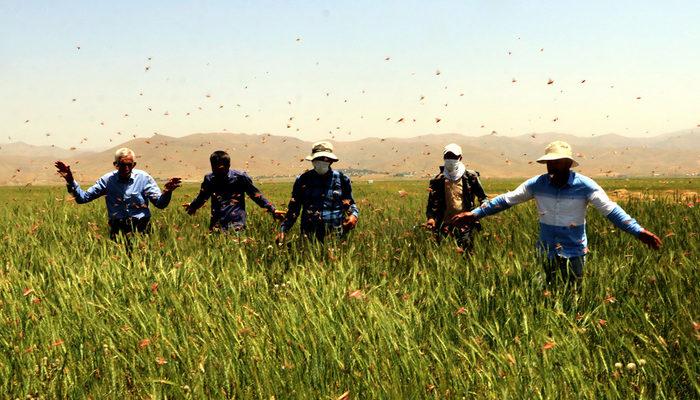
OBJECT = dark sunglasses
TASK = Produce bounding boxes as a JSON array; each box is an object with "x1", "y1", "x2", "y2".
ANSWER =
[{"x1": 114, "y1": 161, "x2": 136, "y2": 168}]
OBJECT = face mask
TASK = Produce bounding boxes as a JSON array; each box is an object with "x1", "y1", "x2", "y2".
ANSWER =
[
  {"x1": 312, "y1": 160, "x2": 331, "y2": 175},
  {"x1": 444, "y1": 159, "x2": 460, "y2": 172}
]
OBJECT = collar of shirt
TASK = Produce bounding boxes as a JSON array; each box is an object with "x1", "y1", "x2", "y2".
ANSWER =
[
  {"x1": 107, "y1": 169, "x2": 144, "y2": 183},
  {"x1": 209, "y1": 169, "x2": 245, "y2": 183},
  {"x1": 117, "y1": 175, "x2": 135, "y2": 183},
  {"x1": 547, "y1": 171, "x2": 575, "y2": 189}
]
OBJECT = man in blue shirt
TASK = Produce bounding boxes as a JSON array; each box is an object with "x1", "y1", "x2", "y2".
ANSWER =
[
  {"x1": 55, "y1": 147, "x2": 181, "y2": 239},
  {"x1": 450, "y1": 141, "x2": 662, "y2": 286},
  {"x1": 183, "y1": 150, "x2": 285, "y2": 231},
  {"x1": 276, "y1": 141, "x2": 359, "y2": 243}
]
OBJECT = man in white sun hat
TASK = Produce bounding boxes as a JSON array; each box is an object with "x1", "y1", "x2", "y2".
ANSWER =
[
  {"x1": 276, "y1": 141, "x2": 359, "y2": 243},
  {"x1": 449, "y1": 140, "x2": 662, "y2": 286},
  {"x1": 425, "y1": 143, "x2": 488, "y2": 253}
]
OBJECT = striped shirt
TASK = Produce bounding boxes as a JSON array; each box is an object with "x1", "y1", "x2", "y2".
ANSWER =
[
  {"x1": 471, "y1": 171, "x2": 643, "y2": 258},
  {"x1": 68, "y1": 169, "x2": 172, "y2": 220}
]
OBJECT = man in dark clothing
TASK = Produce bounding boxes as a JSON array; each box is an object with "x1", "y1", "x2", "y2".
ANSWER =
[
  {"x1": 276, "y1": 141, "x2": 359, "y2": 243},
  {"x1": 184, "y1": 151, "x2": 285, "y2": 231},
  {"x1": 426, "y1": 143, "x2": 488, "y2": 252}
]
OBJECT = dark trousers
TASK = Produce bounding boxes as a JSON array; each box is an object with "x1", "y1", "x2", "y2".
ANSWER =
[
  {"x1": 108, "y1": 217, "x2": 151, "y2": 240},
  {"x1": 543, "y1": 255, "x2": 585, "y2": 286},
  {"x1": 210, "y1": 221, "x2": 245, "y2": 233},
  {"x1": 437, "y1": 224, "x2": 477, "y2": 252},
  {"x1": 301, "y1": 223, "x2": 346, "y2": 243}
]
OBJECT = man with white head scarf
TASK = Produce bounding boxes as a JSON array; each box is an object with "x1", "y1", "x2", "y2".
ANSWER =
[{"x1": 425, "y1": 143, "x2": 488, "y2": 253}]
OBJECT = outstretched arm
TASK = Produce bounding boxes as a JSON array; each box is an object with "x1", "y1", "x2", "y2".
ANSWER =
[
  {"x1": 185, "y1": 178, "x2": 212, "y2": 215},
  {"x1": 70, "y1": 179, "x2": 107, "y2": 204},
  {"x1": 472, "y1": 179, "x2": 533, "y2": 218},
  {"x1": 241, "y1": 173, "x2": 277, "y2": 215},
  {"x1": 280, "y1": 176, "x2": 304, "y2": 233},
  {"x1": 450, "y1": 178, "x2": 533, "y2": 226},
  {"x1": 588, "y1": 185, "x2": 662, "y2": 249},
  {"x1": 144, "y1": 176, "x2": 181, "y2": 209},
  {"x1": 56, "y1": 161, "x2": 107, "y2": 204}
]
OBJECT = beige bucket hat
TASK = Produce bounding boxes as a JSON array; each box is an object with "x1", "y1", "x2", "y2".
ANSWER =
[
  {"x1": 536, "y1": 140, "x2": 579, "y2": 167},
  {"x1": 305, "y1": 141, "x2": 339, "y2": 161}
]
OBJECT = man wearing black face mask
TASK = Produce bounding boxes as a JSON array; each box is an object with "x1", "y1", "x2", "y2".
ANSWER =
[
  {"x1": 425, "y1": 143, "x2": 488, "y2": 253},
  {"x1": 55, "y1": 147, "x2": 181, "y2": 239},
  {"x1": 183, "y1": 150, "x2": 285, "y2": 231},
  {"x1": 276, "y1": 141, "x2": 359, "y2": 244}
]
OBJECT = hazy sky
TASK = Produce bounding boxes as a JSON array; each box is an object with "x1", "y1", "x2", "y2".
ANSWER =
[{"x1": 2, "y1": 0, "x2": 699, "y2": 149}]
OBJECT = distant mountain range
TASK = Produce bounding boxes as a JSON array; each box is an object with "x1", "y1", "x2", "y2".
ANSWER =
[{"x1": 1, "y1": 130, "x2": 698, "y2": 185}]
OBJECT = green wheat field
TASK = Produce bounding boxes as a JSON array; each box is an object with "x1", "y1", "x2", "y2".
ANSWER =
[{"x1": 1, "y1": 177, "x2": 698, "y2": 399}]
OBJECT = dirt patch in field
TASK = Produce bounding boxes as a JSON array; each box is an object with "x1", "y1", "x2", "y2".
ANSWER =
[{"x1": 608, "y1": 189, "x2": 699, "y2": 202}]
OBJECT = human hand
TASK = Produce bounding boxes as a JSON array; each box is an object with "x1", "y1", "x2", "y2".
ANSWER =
[
  {"x1": 54, "y1": 161, "x2": 74, "y2": 183},
  {"x1": 638, "y1": 229, "x2": 662, "y2": 250},
  {"x1": 275, "y1": 232, "x2": 285, "y2": 245},
  {"x1": 425, "y1": 218, "x2": 436, "y2": 230},
  {"x1": 164, "y1": 177, "x2": 182, "y2": 193},
  {"x1": 342, "y1": 214, "x2": 358, "y2": 231},
  {"x1": 448, "y1": 211, "x2": 476, "y2": 227},
  {"x1": 182, "y1": 203, "x2": 196, "y2": 215},
  {"x1": 272, "y1": 209, "x2": 287, "y2": 221}
]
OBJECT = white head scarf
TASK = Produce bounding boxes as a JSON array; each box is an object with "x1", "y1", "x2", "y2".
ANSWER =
[
  {"x1": 443, "y1": 143, "x2": 465, "y2": 181},
  {"x1": 443, "y1": 160, "x2": 466, "y2": 181}
]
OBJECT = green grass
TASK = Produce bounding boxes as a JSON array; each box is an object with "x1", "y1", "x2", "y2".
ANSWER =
[{"x1": 0, "y1": 178, "x2": 698, "y2": 399}]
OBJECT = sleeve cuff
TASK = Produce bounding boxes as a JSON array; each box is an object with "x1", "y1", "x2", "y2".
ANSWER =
[{"x1": 471, "y1": 207, "x2": 485, "y2": 219}]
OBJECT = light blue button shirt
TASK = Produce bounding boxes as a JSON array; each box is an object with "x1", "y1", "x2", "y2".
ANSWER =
[
  {"x1": 68, "y1": 169, "x2": 172, "y2": 220},
  {"x1": 472, "y1": 172, "x2": 643, "y2": 258}
]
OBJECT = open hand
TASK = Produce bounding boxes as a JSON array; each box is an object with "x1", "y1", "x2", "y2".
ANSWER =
[
  {"x1": 164, "y1": 177, "x2": 182, "y2": 193},
  {"x1": 448, "y1": 211, "x2": 476, "y2": 227},
  {"x1": 638, "y1": 229, "x2": 662, "y2": 250},
  {"x1": 54, "y1": 161, "x2": 74, "y2": 183}
]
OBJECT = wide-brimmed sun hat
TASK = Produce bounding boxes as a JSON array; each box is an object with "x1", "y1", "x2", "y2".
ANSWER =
[
  {"x1": 536, "y1": 140, "x2": 579, "y2": 167},
  {"x1": 305, "y1": 141, "x2": 339, "y2": 161}
]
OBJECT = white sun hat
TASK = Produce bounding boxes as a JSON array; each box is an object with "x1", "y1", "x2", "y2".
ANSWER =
[
  {"x1": 443, "y1": 143, "x2": 462, "y2": 157},
  {"x1": 536, "y1": 140, "x2": 579, "y2": 167},
  {"x1": 305, "y1": 141, "x2": 339, "y2": 161}
]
